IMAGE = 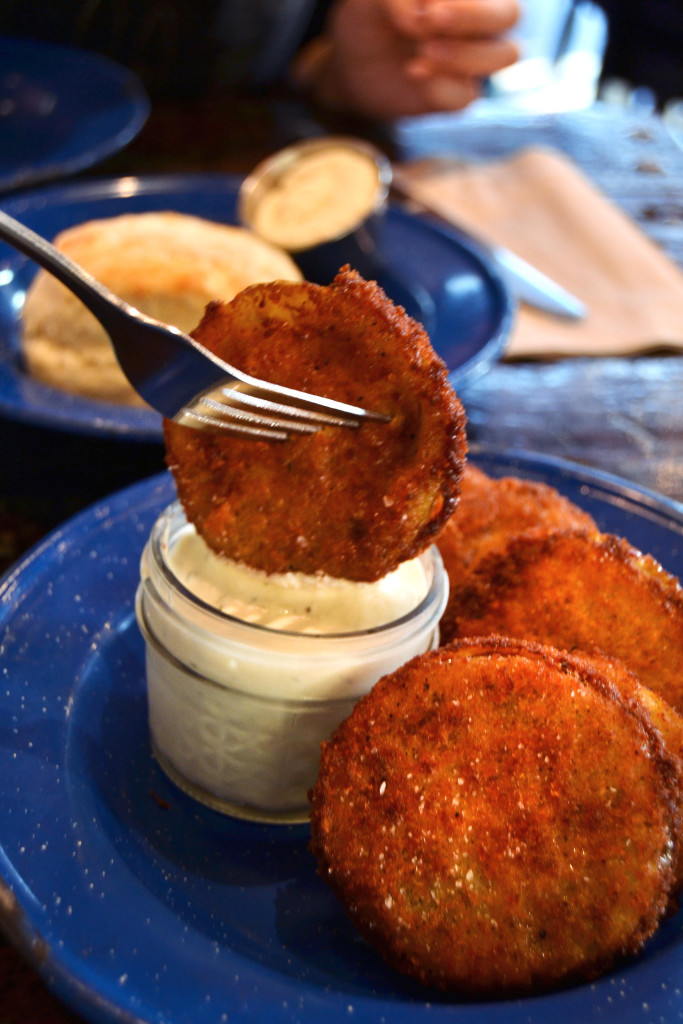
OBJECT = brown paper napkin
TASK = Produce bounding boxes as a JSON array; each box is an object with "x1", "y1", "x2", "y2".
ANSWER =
[{"x1": 394, "y1": 146, "x2": 683, "y2": 359}]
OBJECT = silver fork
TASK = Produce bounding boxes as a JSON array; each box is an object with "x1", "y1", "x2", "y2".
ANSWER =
[{"x1": 0, "y1": 209, "x2": 387, "y2": 440}]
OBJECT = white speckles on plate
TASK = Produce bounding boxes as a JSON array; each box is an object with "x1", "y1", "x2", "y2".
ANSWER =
[{"x1": 1, "y1": 459, "x2": 683, "y2": 1023}]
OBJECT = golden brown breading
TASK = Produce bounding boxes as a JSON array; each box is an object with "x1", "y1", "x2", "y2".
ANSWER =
[
  {"x1": 565, "y1": 649, "x2": 683, "y2": 767},
  {"x1": 440, "y1": 529, "x2": 683, "y2": 714},
  {"x1": 309, "y1": 636, "x2": 681, "y2": 995},
  {"x1": 435, "y1": 466, "x2": 597, "y2": 628},
  {"x1": 548, "y1": 647, "x2": 683, "y2": 889},
  {"x1": 436, "y1": 464, "x2": 597, "y2": 579},
  {"x1": 164, "y1": 268, "x2": 466, "y2": 581}
]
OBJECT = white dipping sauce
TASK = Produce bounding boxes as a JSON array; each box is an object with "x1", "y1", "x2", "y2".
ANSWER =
[
  {"x1": 169, "y1": 525, "x2": 429, "y2": 634},
  {"x1": 137, "y1": 502, "x2": 448, "y2": 821},
  {"x1": 250, "y1": 147, "x2": 381, "y2": 251}
]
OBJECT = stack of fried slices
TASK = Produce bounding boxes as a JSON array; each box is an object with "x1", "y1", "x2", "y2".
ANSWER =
[
  {"x1": 311, "y1": 465, "x2": 683, "y2": 995},
  {"x1": 160, "y1": 265, "x2": 682, "y2": 996}
]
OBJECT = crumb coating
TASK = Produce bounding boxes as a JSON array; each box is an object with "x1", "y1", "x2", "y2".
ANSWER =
[
  {"x1": 310, "y1": 637, "x2": 681, "y2": 994},
  {"x1": 441, "y1": 529, "x2": 683, "y2": 713},
  {"x1": 164, "y1": 268, "x2": 466, "y2": 581}
]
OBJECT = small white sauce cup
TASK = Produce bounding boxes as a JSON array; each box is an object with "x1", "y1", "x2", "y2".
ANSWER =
[
  {"x1": 136, "y1": 501, "x2": 448, "y2": 823},
  {"x1": 238, "y1": 135, "x2": 392, "y2": 284}
]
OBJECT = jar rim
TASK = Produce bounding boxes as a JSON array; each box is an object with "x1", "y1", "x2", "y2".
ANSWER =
[{"x1": 145, "y1": 500, "x2": 447, "y2": 642}]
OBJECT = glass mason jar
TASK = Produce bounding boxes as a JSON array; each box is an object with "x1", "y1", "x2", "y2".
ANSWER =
[{"x1": 136, "y1": 501, "x2": 448, "y2": 824}]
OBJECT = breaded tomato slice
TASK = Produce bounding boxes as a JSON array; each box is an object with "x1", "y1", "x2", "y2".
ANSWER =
[
  {"x1": 548, "y1": 647, "x2": 683, "y2": 888},
  {"x1": 441, "y1": 529, "x2": 683, "y2": 713},
  {"x1": 564, "y1": 648, "x2": 683, "y2": 768},
  {"x1": 310, "y1": 636, "x2": 681, "y2": 995},
  {"x1": 436, "y1": 464, "x2": 596, "y2": 590},
  {"x1": 164, "y1": 268, "x2": 466, "y2": 581}
]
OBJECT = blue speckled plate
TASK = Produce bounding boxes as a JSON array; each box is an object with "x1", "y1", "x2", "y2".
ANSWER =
[
  {"x1": 1, "y1": 448, "x2": 683, "y2": 1024},
  {"x1": 0, "y1": 37, "x2": 150, "y2": 194},
  {"x1": 0, "y1": 174, "x2": 513, "y2": 442}
]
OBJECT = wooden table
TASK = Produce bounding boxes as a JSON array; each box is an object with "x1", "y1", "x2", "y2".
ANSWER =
[
  {"x1": 395, "y1": 102, "x2": 683, "y2": 504},
  {"x1": 1, "y1": 95, "x2": 682, "y2": 1022}
]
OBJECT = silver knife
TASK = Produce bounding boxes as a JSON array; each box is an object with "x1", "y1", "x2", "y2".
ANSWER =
[
  {"x1": 391, "y1": 169, "x2": 587, "y2": 321},
  {"x1": 487, "y1": 244, "x2": 587, "y2": 320}
]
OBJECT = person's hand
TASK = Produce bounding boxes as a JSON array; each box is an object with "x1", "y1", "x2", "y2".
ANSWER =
[{"x1": 292, "y1": 0, "x2": 521, "y2": 119}]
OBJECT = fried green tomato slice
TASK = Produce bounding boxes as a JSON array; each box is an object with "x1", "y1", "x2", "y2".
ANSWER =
[
  {"x1": 549, "y1": 647, "x2": 683, "y2": 888},
  {"x1": 164, "y1": 268, "x2": 466, "y2": 581},
  {"x1": 436, "y1": 464, "x2": 596, "y2": 603},
  {"x1": 566, "y1": 649, "x2": 683, "y2": 768},
  {"x1": 440, "y1": 529, "x2": 683, "y2": 713},
  {"x1": 309, "y1": 636, "x2": 681, "y2": 995}
]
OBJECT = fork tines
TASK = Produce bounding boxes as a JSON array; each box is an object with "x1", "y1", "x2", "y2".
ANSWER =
[{"x1": 175, "y1": 381, "x2": 384, "y2": 439}]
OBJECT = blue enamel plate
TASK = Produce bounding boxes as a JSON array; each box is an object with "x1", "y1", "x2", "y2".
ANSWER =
[
  {"x1": 0, "y1": 37, "x2": 150, "y2": 194},
  {"x1": 1, "y1": 448, "x2": 683, "y2": 1024},
  {"x1": 0, "y1": 173, "x2": 514, "y2": 441}
]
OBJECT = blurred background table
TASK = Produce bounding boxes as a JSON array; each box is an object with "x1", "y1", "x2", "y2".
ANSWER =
[
  {"x1": 3, "y1": 98, "x2": 683, "y2": 584},
  {"x1": 1, "y1": 94, "x2": 683, "y2": 1021},
  {"x1": 396, "y1": 102, "x2": 683, "y2": 503}
]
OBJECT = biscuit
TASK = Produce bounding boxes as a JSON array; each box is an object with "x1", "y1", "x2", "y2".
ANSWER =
[{"x1": 22, "y1": 211, "x2": 302, "y2": 405}]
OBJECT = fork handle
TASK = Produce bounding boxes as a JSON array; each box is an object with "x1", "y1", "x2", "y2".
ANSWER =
[
  {"x1": 0, "y1": 208, "x2": 235, "y2": 415},
  {"x1": 0, "y1": 208, "x2": 389, "y2": 428}
]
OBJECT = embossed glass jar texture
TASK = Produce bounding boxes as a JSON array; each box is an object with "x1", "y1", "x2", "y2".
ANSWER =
[{"x1": 136, "y1": 500, "x2": 448, "y2": 823}]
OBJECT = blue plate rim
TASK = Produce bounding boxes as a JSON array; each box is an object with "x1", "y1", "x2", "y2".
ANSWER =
[
  {"x1": 2, "y1": 447, "x2": 683, "y2": 1024},
  {"x1": 0, "y1": 172, "x2": 514, "y2": 442},
  {"x1": 0, "y1": 36, "x2": 150, "y2": 194}
]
